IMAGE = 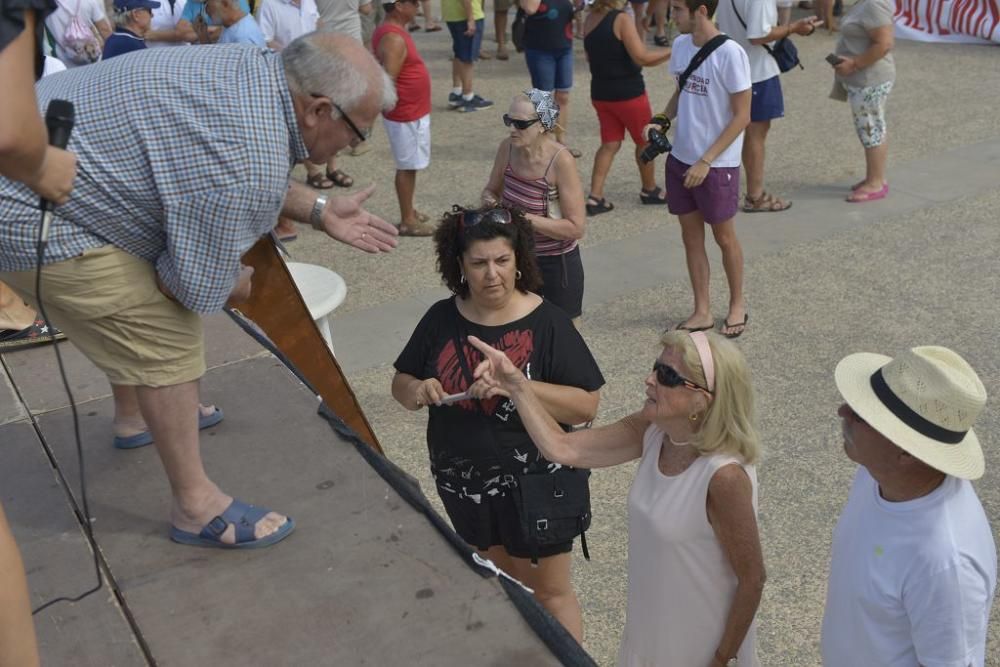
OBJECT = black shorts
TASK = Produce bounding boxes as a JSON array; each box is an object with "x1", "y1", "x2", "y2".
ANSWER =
[
  {"x1": 438, "y1": 486, "x2": 574, "y2": 560},
  {"x1": 537, "y1": 246, "x2": 584, "y2": 319}
]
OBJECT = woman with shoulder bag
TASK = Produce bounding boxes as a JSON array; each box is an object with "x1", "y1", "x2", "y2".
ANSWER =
[
  {"x1": 469, "y1": 328, "x2": 765, "y2": 666},
  {"x1": 830, "y1": 0, "x2": 894, "y2": 203},
  {"x1": 481, "y1": 90, "x2": 588, "y2": 323},
  {"x1": 582, "y1": 0, "x2": 671, "y2": 215},
  {"x1": 392, "y1": 205, "x2": 605, "y2": 641}
]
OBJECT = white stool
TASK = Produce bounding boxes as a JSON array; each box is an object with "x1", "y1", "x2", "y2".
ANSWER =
[{"x1": 286, "y1": 262, "x2": 347, "y2": 354}]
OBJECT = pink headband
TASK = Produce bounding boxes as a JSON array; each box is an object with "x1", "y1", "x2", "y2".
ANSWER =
[{"x1": 688, "y1": 331, "x2": 715, "y2": 393}]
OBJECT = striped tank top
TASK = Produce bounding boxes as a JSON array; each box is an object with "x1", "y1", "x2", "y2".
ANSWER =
[{"x1": 501, "y1": 144, "x2": 577, "y2": 257}]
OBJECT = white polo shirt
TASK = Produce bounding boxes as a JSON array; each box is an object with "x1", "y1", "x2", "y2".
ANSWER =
[{"x1": 258, "y1": 0, "x2": 318, "y2": 48}]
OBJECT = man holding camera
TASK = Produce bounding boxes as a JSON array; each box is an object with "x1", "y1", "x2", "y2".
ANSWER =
[{"x1": 649, "y1": 0, "x2": 751, "y2": 337}]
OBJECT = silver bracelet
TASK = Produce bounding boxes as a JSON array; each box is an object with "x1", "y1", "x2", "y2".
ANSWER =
[{"x1": 310, "y1": 194, "x2": 329, "y2": 231}]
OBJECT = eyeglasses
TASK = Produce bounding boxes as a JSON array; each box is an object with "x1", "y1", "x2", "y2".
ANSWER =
[
  {"x1": 462, "y1": 207, "x2": 512, "y2": 228},
  {"x1": 310, "y1": 94, "x2": 370, "y2": 145},
  {"x1": 332, "y1": 102, "x2": 370, "y2": 145},
  {"x1": 502, "y1": 114, "x2": 540, "y2": 131},
  {"x1": 653, "y1": 360, "x2": 713, "y2": 395}
]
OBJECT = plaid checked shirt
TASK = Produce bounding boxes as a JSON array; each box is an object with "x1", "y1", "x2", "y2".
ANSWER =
[{"x1": 0, "y1": 44, "x2": 309, "y2": 313}]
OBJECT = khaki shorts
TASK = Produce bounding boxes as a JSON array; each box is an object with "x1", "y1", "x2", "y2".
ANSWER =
[{"x1": 1, "y1": 245, "x2": 205, "y2": 387}]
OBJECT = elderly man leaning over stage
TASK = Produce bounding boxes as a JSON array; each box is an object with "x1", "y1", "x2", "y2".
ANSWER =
[
  {"x1": 822, "y1": 346, "x2": 997, "y2": 666},
  {"x1": 0, "y1": 32, "x2": 398, "y2": 550}
]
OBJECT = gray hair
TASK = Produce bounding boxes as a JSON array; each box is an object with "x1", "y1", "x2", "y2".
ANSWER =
[
  {"x1": 112, "y1": 7, "x2": 139, "y2": 27},
  {"x1": 281, "y1": 32, "x2": 397, "y2": 115}
]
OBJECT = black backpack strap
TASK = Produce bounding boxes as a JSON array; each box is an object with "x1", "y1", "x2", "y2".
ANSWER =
[{"x1": 677, "y1": 34, "x2": 731, "y2": 92}]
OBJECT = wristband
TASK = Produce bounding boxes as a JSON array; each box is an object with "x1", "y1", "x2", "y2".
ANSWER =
[
  {"x1": 310, "y1": 194, "x2": 328, "y2": 231},
  {"x1": 699, "y1": 157, "x2": 712, "y2": 167}
]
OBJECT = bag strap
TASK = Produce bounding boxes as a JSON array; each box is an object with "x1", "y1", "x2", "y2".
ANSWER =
[
  {"x1": 729, "y1": 0, "x2": 782, "y2": 60},
  {"x1": 677, "y1": 34, "x2": 730, "y2": 92}
]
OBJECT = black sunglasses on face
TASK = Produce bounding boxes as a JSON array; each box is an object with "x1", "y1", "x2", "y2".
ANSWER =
[
  {"x1": 462, "y1": 207, "x2": 512, "y2": 228},
  {"x1": 653, "y1": 360, "x2": 713, "y2": 395},
  {"x1": 502, "y1": 114, "x2": 540, "y2": 130}
]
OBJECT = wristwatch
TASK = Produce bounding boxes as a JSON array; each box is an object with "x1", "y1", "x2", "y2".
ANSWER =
[{"x1": 309, "y1": 194, "x2": 328, "y2": 231}]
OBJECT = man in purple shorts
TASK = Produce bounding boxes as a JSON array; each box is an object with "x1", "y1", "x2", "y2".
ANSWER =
[{"x1": 651, "y1": 0, "x2": 751, "y2": 337}]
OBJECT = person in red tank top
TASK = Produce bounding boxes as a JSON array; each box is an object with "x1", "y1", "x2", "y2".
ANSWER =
[{"x1": 373, "y1": 0, "x2": 435, "y2": 236}]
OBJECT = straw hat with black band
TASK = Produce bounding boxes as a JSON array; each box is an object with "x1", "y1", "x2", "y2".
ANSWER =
[{"x1": 834, "y1": 346, "x2": 987, "y2": 480}]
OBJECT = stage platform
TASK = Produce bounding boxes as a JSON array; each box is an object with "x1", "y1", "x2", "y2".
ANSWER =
[{"x1": 0, "y1": 314, "x2": 591, "y2": 666}]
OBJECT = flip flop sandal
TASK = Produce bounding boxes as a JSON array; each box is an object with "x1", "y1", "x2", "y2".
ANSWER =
[
  {"x1": 640, "y1": 186, "x2": 667, "y2": 205},
  {"x1": 424, "y1": 24, "x2": 443, "y2": 32},
  {"x1": 846, "y1": 183, "x2": 889, "y2": 203},
  {"x1": 170, "y1": 499, "x2": 295, "y2": 549},
  {"x1": 398, "y1": 221, "x2": 436, "y2": 237},
  {"x1": 0, "y1": 319, "x2": 65, "y2": 350},
  {"x1": 408, "y1": 23, "x2": 421, "y2": 31},
  {"x1": 742, "y1": 191, "x2": 792, "y2": 213},
  {"x1": 326, "y1": 169, "x2": 354, "y2": 188},
  {"x1": 721, "y1": 312, "x2": 749, "y2": 338},
  {"x1": 496, "y1": 49, "x2": 510, "y2": 60},
  {"x1": 415, "y1": 210, "x2": 431, "y2": 223},
  {"x1": 306, "y1": 172, "x2": 334, "y2": 189},
  {"x1": 585, "y1": 197, "x2": 615, "y2": 216},
  {"x1": 114, "y1": 406, "x2": 224, "y2": 449},
  {"x1": 674, "y1": 322, "x2": 713, "y2": 332},
  {"x1": 653, "y1": 35, "x2": 670, "y2": 46}
]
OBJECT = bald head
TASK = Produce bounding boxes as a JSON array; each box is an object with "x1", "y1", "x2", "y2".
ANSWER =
[{"x1": 282, "y1": 32, "x2": 397, "y2": 116}]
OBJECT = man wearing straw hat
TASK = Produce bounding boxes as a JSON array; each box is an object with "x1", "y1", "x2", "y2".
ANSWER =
[{"x1": 821, "y1": 346, "x2": 997, "y2": 666}]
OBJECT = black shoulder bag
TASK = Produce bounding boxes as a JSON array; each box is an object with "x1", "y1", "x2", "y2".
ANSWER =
[
  {"x1": 677, "y1": 34, "x2": 732, "y2": 92},
  {"x1": 451, "y1": 332, "x2": 591, "y2": 565},
  {"x1": 730, "y1": 0, "x2": 802, "y2": 72},
  {"x1": 512, "y1": 8, "x2": 527, "y2": 52}
]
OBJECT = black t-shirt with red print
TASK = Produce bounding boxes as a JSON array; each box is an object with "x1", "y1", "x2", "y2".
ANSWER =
[
  {"x1": 523, "y1": 0, "x2": 575, "y2": 52},
  {"x1": 394, "y1": 297, "x2": 604, "y2": 502}
]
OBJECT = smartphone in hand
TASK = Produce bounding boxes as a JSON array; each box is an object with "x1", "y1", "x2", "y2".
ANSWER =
[{"x1": 826, "y1": 53, "x2": 844, "y2": 66}]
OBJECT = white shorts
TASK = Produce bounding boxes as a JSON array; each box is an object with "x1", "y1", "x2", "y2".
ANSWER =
[{"x1": 383, "y1": 114, "x2": 431, "y2": 171}]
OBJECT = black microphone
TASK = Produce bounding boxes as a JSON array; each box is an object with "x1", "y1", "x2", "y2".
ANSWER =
[{"x1": 39, "y1": 99, "x2": 75, "y2": 242}]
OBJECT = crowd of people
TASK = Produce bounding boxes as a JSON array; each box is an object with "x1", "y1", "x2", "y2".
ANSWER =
[{"x1": 0, "y1": 0, "x2": 994, "y2": 664}]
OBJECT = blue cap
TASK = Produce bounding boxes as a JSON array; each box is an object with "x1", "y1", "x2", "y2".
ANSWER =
[{"x1": 113, "y1": 0, "x2": 161, "y2": 10}]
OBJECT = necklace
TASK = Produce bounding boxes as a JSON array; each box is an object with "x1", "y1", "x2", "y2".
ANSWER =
[{"x1": 666, "y1": 434, "x2": 691, "y2": 447}]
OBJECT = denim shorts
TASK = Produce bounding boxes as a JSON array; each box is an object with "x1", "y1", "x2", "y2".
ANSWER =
[
  {"x1": 524, "y1": 46, "x2": 574, "y2": 92},
  {"x1": 750, "y1": 75, "x2": 784, "y2": 122},
  {"x1": 447, "y1": 18, "x2": 484, "y2": 63}
]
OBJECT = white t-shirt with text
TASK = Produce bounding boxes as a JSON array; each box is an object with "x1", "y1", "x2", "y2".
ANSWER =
[
  {"x1": 821, "y1": 467, "x2": 997, "y2": 667},
  {"x1": 668, "y1": 34, "x2": 751, "y2": 168},
  {"x1": 259, "y1": 0, "x2": 319, "y2": 49},
  {"x1": 715, "y1": 0, "x2": 781, "y2": 83}
]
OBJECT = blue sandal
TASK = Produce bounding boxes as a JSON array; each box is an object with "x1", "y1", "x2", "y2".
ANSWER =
[
  {"x1": 170, "y1": 499, "x2": 295, "y2": 549},
  {"x1": 113, "y1": 407, "x2": 224, "y2": 450}
]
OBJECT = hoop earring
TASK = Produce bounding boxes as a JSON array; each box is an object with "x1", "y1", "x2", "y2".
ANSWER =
[{"x1": 516, "y1": 270, "x2": 522, "y2": 280}]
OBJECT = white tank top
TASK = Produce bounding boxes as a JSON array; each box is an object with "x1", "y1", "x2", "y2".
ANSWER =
[{"x1": 617, "y1": 424, "x2": 761, "y2": 667}]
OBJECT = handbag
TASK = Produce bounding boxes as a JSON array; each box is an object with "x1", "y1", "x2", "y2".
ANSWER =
[
  {"x1": 512, "y1": 8, "x2": 526, "y2": 53},
  {"x1": 729, "y1": 0, "x2": 803, "y2": 73},
  {"x1": 450, "y1": 332, "x2": 592, "y2": 564}
]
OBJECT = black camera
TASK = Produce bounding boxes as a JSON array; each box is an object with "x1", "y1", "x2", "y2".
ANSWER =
[{"x1": 639, "y1": 117, "x2": 672, "y2": 164}]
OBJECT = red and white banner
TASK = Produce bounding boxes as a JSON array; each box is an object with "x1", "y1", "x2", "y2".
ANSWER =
[{"x1": 894, "y1": 0, "x2": 1000, "y2": 43}]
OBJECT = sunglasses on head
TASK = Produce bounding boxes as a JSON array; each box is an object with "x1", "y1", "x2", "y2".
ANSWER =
[
  {"x1": 461, "y1": 207, "x2": 512, "y2": 228},
  {"x1": 653, "y1": 360, "x2": 713, "y2": 395},
  {"x1": 502, "y1": 114, "x2": 540, "y2": 130}
]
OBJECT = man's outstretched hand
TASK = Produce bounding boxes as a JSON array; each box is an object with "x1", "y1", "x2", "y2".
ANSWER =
[{"x1": 321, "y1": 184, "x2": 399, "y2": 253}]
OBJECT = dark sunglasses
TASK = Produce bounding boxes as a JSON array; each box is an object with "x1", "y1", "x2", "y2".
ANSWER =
[
  {"x1": 310, "y1": 94, "x2": 370, "y2": 144},
  {"x1": 462, "y1": 207, "x2": 512, "y2": 228},
  {"x1": 845, "y1": 405, "x2": 868, "y2": 426},
  {"x1": 653, "y1": 360, "x2": 713, "y2": 395},
  {"x1": 502, "y1": 114, "x2": 540, "y2": 130}
]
